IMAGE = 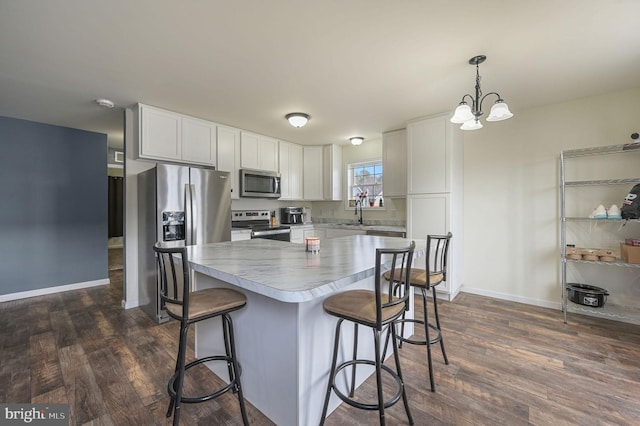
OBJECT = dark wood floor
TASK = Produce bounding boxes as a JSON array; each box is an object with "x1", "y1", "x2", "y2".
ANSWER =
[{"x1": 2, "y1": 258, "x2": 640, "y2": 425}]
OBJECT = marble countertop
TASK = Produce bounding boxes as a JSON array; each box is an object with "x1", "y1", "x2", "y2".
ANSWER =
[{"x1": 187, "y1": 235, "x2": 425, "y2": 303}]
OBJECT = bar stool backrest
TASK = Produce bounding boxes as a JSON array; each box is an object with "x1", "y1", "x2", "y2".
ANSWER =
[
  {"x1": 375, "y1": 241, "x2": 415, "y2": 329},
  {"x1": 154, "y1": 243, "x2": 190, "y2": 321},
  {"x1": 426, "y1": 233, "x2": 452, "y2": 287}
]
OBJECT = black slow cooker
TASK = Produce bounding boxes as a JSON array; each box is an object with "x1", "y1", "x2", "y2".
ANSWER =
[{"x1": 566, "y1": 283, "x2": 609, "y2": 307}]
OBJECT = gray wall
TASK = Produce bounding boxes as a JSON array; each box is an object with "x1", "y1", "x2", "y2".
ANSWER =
[{"x1": 0, "y1": 116, "x2": 108, "y2": 295}]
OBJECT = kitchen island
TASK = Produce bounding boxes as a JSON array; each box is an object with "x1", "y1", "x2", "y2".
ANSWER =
[{"x1": 187, "y1": 235, "x2": 425, "y2": 426}]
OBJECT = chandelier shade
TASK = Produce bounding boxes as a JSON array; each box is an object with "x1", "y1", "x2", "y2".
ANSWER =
[
  {"x1": 460, "y1": 119, "x2": 483, "y2": 131},
  {"x1": 450, "y1": 55, "x2": 513, "y2": 130},
  {"x1": 450, "y1": 102, "x2": 474, "y2": 124},
  {"x1": 486, "y1": 100, "x2": 513, "y2": 122}
]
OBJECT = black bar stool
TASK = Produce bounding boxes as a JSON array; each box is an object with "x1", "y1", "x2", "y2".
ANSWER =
[
  {"x1": 154, "y1": 243, "x2": 249, "y2": 426},
  {"x1": 383, "y1": 233, "x2": 452, "y2": 392},
  {"x1": 319, "y1": 242, "x2": 415, "y2": 426}
]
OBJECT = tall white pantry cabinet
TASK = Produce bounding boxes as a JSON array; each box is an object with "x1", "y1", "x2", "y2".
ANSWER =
[{"x1": 407, "y1": 113, "x2": 463, "y2": 300}]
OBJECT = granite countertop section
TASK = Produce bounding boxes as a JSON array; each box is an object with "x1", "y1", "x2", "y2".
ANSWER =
[{"x1": 187, "y1": 235, "x2": 425, "y2": 303}]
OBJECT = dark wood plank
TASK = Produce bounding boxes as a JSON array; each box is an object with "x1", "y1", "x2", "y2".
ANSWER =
[
  {"x1": 58, "y1": 343, "x2": 109, "y2": 425},
  {"x1": 29, "y1": 331, "x2": 63, "y2": 397}
]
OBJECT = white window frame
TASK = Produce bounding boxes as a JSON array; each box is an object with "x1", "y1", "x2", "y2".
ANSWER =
[{"x1": 345, "y1": 158, "x2": 385, "y2": 211}]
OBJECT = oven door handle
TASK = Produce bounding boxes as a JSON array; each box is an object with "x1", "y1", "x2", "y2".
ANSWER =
[{"x1": 252, "y1": 229, "x2": 291, "y2": 237}]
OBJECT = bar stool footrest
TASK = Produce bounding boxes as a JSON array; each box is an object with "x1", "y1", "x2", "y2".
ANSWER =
[
  {"x1": 168, "y1": 355, "x2": 241, "y2": 404},
  {"x1": 396, "y1": 318, "x2": 442, "y2": 346},
  {"x1": 331, "y1": 359, "x2": 403, "y2": 411}
]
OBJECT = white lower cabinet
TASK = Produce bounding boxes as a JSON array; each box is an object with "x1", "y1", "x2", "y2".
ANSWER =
[
  {"x1": 290, "y1": 225, "x2": 315, "y2": 244},
  {"x1": 231, "y1": 229, "x2": 252, "y2": 241}
]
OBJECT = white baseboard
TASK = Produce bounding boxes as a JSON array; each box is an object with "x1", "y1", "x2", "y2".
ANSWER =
[
  {"x1": 0, "y1": 278, "x2": 110, "y2": 302},
  {"x1": 460, "y1": 286, "x2": 562, "y2": 311}
]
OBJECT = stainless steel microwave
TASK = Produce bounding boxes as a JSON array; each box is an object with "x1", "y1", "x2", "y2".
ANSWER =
[{"x1": 240, "y1": 169, "x2": 281, "y2": 198}]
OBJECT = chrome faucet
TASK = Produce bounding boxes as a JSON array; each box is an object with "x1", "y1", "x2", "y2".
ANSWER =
[{"x1": 355, "y1": 200, "x2": 364, "y2": 224}]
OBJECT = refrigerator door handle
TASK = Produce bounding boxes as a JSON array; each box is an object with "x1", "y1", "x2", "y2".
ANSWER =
[
  {"x1": 185, "y1": 183, "x2": 196, "y2": 245},
  {"x1": 190, "y1": 183, "x2": 198, "y2": 245}
]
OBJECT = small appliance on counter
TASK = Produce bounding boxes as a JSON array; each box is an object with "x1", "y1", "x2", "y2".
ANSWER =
[{"x1": 281, "y1": 207, "x2": 304, "y2": 224}]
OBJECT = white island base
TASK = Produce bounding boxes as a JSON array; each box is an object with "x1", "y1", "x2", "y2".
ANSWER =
[{"x1": 188, "y1": 236, "x2": 423, "y2": 426}]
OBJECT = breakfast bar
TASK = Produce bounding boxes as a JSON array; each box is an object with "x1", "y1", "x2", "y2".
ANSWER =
[{"x1": 187, "y1": 235, "x2": 425, "y2": 426}]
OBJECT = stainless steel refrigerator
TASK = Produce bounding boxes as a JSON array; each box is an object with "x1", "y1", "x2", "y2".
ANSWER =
[{"x1": 138, "y1": 164, "x2": 231, "y2": 323}]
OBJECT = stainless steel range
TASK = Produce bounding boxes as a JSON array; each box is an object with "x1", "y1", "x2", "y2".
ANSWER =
[{"x1": 232, "y1": 210, "x2": 291, "y2": 241}]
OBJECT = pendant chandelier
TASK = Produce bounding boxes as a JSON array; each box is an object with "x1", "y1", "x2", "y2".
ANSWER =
[{"x1": 450, "y1": 55, "x2": 513, "y2": 130}]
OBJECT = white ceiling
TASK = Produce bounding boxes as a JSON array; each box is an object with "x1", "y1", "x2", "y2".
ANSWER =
[{"x1": 1, "y1": 1, "x2": 639, "y2": 150}]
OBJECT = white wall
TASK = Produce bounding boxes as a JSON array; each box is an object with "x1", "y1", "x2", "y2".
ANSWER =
[{"x1": 462, "y1": 87, "x2": 640, "y2": 308}]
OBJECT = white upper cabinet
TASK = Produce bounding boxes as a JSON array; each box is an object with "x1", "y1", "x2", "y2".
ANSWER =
[
  {"x1": 407, "y1": 114, "x2": 456, "y2": 194},
  {"x1": 240, "y1": 132, "x2": 278, "y2": 172},
  {"x1": 216, "y1": 125, "x2": 241, "y2": 199},
  {"x1": 181, "y1": 117, "x2": 216, "y2": 166},
  {"x1": 323, "y1": 144, "x2": 342, "y2": 201},
  {"x1": 303, "y1": 146, "x2": 324, "y2": 200},
  {"x1": 382, "y1": 129, "x2": 407, "y2": 197},
  {"x1": 136, "y1": 103, "x2": 216, "y2": 167},
  {"x1": 138, "y1": 104, "x2": 182, "y2": 161},
  {"x1": 279, "y1": 140, "x2": 303, "y2": 200}
]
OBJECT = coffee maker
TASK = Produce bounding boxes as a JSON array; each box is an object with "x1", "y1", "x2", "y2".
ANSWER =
[{"x1": 281, "y1": 207, "x2": 304, "y2": 224}]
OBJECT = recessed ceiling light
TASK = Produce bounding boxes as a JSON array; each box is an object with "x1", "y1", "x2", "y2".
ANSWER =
[{"x1": 96, "y1": 98, "x2": 115, "y2": 108}]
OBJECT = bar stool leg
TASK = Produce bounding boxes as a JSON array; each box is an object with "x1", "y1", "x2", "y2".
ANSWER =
[
  {"x1": 224, "y1": 314, "x2": 249, "y2": 425},
  {"x1": 222, "y1": 315, "x2": 236, "y2": 392},
  {"x1": 421, "y1": 288, "x2": 436, "y2": 392},
  {"x1": 349, "y1": 323, "x2": 358, "y2": 397},
  {"x1": 390, "y1": 322, "x2": 414, "y2": 425},
  {"x1": 170, "y1": 322, "x2": 190, "y2": 426},
  {"x1": 432, "y1": 286, "x2": 449, "y2": 365},
  {"x1": 372, "y1": 328, "x2": 385, "y2": 425},
  {"x1": 319, "y1": 319, "x2": 343, "y2": 426}
]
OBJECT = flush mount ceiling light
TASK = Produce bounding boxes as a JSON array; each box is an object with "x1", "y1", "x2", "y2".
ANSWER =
[
  {"x1": 95, "y1": 98, "x2": 115, "y2": 108},
  {"x1": 285, "y1": 112, "x2": 310, "y2": 128},
  {"x1": 350, "y1": 137, "x2": 364, "y2": 146},
  {"x1": 450, "y1": 55, "x2": 513, "y2": 130}
]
